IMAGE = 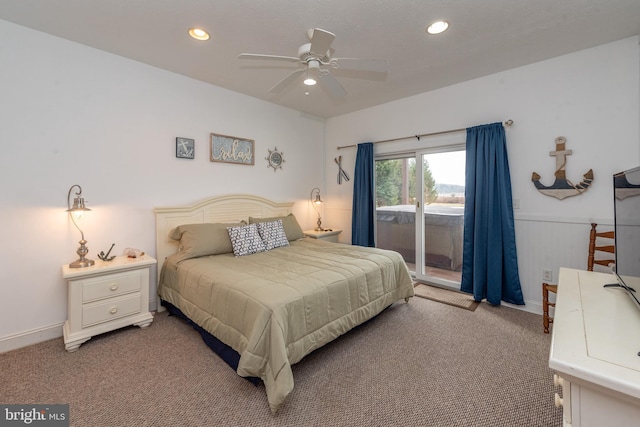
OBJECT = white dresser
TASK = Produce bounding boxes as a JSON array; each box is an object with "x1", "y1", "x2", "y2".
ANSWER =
[
  {"x1": 62, "y1": 255, "x2": 156, "y2": 352},
  {"x1": 549, "y1": 268, "x2": 640, "y2": 426}
]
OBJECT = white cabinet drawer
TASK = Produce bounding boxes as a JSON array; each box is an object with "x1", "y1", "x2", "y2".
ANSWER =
[
  {"x1": 81, "y1": 270, "x2": 142, "y2": 303},
  {"x1": 82, "y1": 293, "x2": 142, "y2": 327}
]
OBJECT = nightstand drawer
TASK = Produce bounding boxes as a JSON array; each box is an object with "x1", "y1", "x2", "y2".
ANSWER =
[
  {"x1": 81, "y1": 270, "x2": 142, "y2": 303},
  {"x1": 82, "y1": 293, "x2": 142, "y2": 327}
]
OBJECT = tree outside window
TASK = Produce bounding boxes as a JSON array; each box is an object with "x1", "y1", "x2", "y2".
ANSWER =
[{"x1": 376, "y1": 158, "x2": 437, "y2": 207}]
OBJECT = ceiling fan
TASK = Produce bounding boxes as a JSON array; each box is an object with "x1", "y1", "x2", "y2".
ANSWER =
[{"x1": 238, "y1": 28, "x2": 389, "y2": 98}]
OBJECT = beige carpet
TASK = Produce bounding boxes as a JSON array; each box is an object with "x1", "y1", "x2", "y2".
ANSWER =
[
  {"x1": 414, "y1": 283, "x2": 480, "y2": 311},
  {"x1": 0, "y1": 299, "x2": 561, "y2": 426}
]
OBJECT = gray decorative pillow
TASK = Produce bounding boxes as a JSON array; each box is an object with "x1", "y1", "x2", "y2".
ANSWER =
[
  {"x1": 249, "y1": 213, "x2": 305, "y2": 241},
  {"x1": 256, "y1": 220, "x2": 289, "y2": 251},
  {"x1": 169, "y1": 222, "x2": 245, "y2": 262},
  {"x1": 227, "y1": 223, "x2": 267, "y2": 256}
]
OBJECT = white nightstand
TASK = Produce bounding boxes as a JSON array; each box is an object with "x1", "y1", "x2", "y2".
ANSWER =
[
  {"x1": 304, "y1": 229, "x2": 342, "y2": 243},
  {"x1": 62, "y1": 254, "x2": 156, "y2": 352}
]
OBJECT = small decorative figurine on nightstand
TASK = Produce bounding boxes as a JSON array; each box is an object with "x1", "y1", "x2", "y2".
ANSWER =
[
  {"x1": 97, "y1": 243, "x2": 116, "y2": 261},
  {"x1": 124, "y1": 248, "x2": 145, "y2": 258}
]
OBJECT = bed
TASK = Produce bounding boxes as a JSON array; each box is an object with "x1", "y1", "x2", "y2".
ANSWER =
[{"x1": 155, "y1": 194, "x2": 414, "y2": 413}]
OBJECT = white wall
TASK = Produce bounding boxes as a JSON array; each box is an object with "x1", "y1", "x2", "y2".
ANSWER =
[
  {"x1": 1, "y1": 19, "x2": 638, "y2": 351},
  {"x1": 0, "y1": 20, "x2": 325, "y2": 351},
  {"x1": 324, "y1": 36, "x2": 640, "y2": 313}
]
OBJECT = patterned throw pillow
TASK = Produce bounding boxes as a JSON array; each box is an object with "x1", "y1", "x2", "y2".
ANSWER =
[
  {"x1": 248, "y1": 214, "x2": 305, "y2": 241},
  {"x1": 226, "y1": 224, "x2": 267, "y2": 256},
  {"x1": 256, "y1": 220, "x2": 289, "y2": 251}
]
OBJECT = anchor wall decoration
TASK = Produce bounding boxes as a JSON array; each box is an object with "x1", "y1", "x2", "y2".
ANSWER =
[{"x1": 531, "y1": 136, "x2": 593, "y2": 200}]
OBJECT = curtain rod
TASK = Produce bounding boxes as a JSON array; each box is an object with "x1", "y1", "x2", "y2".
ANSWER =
[{"x1": 336, "y1": 119, "x2": 514, "y2": 150}]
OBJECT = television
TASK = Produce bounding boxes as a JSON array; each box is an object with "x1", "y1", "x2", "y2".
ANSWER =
[{"x1": 610, "y1": 165, "x2": 640, "y2": 305}]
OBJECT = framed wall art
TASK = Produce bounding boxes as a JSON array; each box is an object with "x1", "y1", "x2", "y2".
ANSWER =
[
  {"x1": 176, "y1": 137, "x2": 195, "y2": 159},
  {"x1": 210, "y1": 133, "x2": 254, "y2": 165}
]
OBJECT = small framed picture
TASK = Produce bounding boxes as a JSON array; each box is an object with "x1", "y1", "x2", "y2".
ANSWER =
[{"x1": 176, "y1": 137, "x2": 195, "y2": 159}]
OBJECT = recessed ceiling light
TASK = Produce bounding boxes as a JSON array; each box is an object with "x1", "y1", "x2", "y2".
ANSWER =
[
  {"x1": 188, "y1": 27, "x2": 210, "y2": 41},
  {"x1": 426, "y1": 21, "x2": 449, "y2": 35},
  {"x1": 303, "y1": 77, "x2": 317, "y2": 86}
]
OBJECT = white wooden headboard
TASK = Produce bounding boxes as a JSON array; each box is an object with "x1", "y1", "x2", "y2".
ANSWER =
[{"x1": 154, "y1": 193, "x2": 294, "y2": 281}]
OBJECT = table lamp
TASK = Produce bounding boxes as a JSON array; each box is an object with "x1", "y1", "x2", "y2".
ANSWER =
[
  {"x1": 310, "y1": 187, "x2": 323, "y2": 231},
  {"x1": 66, "y1": 185, "x2": 94, "y2": 268}
]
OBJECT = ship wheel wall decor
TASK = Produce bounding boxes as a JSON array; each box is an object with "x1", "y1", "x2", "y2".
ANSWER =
[
  {"x1": 266, "y1": 147, "x2": 284, "y2": 172},
  {"x1": 531, "y1": 136, "x2": 593, "y2": 200}
]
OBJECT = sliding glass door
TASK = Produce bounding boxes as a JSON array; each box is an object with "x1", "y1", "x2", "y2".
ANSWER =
[
  {"x1": 375, "y1": 147, "x2": 465, "y2": 289},
  {"x1": 375, "y1": 156, "x2": 417, "y2": 264},
  {"x1": 414, "y1": 148, "x2": 465, "y2": 288}
]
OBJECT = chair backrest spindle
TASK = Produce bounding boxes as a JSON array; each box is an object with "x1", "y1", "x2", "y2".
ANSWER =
[{"x1": 587, "y1": 223, "x2": 615, "y2": 271}]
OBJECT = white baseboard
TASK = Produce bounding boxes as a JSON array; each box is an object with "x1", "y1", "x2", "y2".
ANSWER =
[
  {"x1": 504, "y1": 299, "x2": 543, "y2": 316},
  {"x1": 0, "y1": 322, "x2": 64, "y2": 354},
  {"x1": 149, "y1": 297, "x2": 165, "y2": 312},
  {"x1": 2, "y1": 298, "x2": 160, "y2": 354}
]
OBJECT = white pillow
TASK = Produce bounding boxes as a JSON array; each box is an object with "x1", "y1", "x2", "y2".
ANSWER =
[
  {"x1": 226, "y1": 224, "x2": 267, "y2": 256},
  {"x1": 256, "y1": 219, "x2": 289, "y2": 251}
]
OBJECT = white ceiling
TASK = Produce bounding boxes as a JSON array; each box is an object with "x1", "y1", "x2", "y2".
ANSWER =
[{"x1": 2, "y1": 0, "x2": 639, "y2": 119}]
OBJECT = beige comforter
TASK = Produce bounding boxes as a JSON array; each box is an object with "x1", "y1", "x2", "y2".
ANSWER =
[{"x1": 158, "y1": 238, "x2": 414, "y2": 412}]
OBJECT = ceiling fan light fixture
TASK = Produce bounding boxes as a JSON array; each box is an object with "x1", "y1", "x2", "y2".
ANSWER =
[
  {"x1": 426, "y1": 20, "x2": 449, "y2": 35},
  {"x1": 304, "y1": 59, "x2": 319, "y2": 85},
  {"x1": 188, "y1": 27, "x2": 210, "y2": 41}
]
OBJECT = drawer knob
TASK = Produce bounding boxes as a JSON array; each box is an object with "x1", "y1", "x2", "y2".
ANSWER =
[
  {"x1": 554, "y1": 392, "x2": 563, "y2": 408},
  {"x1": 109, "y1": 306, "x2": 118, "y2": 315},
  {"x1": 110, "y1": 283, "x2": 119, "y2": 291},
  {"x1": 553, "y1": 374, "x2": 564, "y2": 387}
]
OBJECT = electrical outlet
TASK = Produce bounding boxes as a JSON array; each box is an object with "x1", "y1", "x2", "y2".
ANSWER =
[{"x1": 543, "y1": 269, "x2": 553, "y2": 282}]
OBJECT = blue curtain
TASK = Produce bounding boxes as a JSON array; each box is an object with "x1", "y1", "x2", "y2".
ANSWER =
[
  {"x1": 461, "y1": 123, "x2": 524, "y2": 305},
  {"x1": 352, "y1": 142, "x2": 375, "y2": 247}
]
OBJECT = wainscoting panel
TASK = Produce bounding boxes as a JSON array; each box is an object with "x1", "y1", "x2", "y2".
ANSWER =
[{"x1": 514, "y1": 217, "x2": 613, "y2": 314}]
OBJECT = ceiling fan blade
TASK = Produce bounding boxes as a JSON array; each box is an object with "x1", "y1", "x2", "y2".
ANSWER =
[
  {"x1": 319, "y1": 73, "x2": 347, "y2": 98},
  {"x1": 269, "y1": 69, "x2": 306, "y2": 93},
  {"x1": 309, "y1": 28, "x2": 335, "y2": 57},
  {"x1": 239, "y1": 53, "x2": 300, "y2": 63},
  {"x1": 332, "y1": 58, "x2": 389, "y2": 73}
]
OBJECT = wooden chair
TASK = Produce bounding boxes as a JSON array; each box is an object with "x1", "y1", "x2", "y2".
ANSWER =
[
  {"x1": 587, "y1": 223, "x2": 615, "y2": 271},
  {"x1": 543, "y1": 223, "x2": 615, "y2": 333}
]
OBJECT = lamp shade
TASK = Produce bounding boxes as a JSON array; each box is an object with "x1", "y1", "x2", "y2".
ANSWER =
[{"x1": 66, "y1": 196, "x2": 90, "y2": 213}]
